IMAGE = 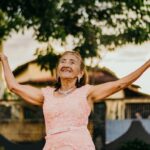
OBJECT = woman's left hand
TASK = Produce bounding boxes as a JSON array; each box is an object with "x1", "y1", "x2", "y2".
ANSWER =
[{"x1": 145, "y1": 59, "x2": 150, "y2": 68}]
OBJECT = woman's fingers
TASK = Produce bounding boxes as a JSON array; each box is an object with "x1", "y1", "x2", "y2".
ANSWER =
[{"x1": 0, "y1": 53, "x2": 7, "y2": 61}]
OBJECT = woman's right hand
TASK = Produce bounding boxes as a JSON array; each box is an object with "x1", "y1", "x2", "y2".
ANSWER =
[{"x1": 0, "y1": 53, "x2": 8, "y2": 61}]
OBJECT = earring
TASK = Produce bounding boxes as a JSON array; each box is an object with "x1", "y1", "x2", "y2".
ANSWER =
[
  {"x1": 77, "y1": 76, "x2": 81, "y2": 84},
  {"x1": 57, "y1": 76, "x2": 60, "y2": 82}
]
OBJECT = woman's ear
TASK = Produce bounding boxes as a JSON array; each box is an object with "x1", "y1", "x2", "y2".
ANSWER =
[
  {"x1": 80, "y1": 70, "x2": 84, "y2": 78},
  {"x1": 77, "y1": 71, "x2": 84, "y2": 80}
]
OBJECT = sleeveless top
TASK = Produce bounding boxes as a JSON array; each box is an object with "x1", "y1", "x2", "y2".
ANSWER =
[
  {"x1": 41, "y1": 84, "x2": 92, "y2": 135},
  {"x1": 41, "y1": 84, "x2": 96, "y2": 149}
]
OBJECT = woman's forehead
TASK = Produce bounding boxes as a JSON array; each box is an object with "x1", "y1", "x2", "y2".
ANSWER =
[{"x1": 60, "y1": 53, "x2": 80, "y2": 61}]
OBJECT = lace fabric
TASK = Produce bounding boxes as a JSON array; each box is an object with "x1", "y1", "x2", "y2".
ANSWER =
[{"x1": 42, "y1": 84, "x2": 95, "y2": 150}]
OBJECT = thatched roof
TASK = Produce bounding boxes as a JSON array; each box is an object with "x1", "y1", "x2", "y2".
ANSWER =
[{"x1": 106, "y1": 120, "x2": 150, "y2": 150}]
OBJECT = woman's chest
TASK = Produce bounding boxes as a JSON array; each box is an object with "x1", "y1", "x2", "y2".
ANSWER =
[{"x1": 43, "y1": 95, "x2": 89, "y2": 119}]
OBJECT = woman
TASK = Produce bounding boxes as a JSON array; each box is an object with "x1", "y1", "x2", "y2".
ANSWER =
[{"x1": 0, "y1": 51, "x2": 150, "y2": 150}]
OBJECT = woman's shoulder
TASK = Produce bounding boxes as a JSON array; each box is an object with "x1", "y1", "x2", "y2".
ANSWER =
[
  {"x1": 81, "y1": 84, "x2": 93, "y2": 89},
  {"x1": 41, "y1": 86, "x2": 55, "y2": 96},
  {"x1": 41, "y1": 86, "x2": 52, "y2": 90},
  {"x1": 79, "y1": 84, "x2": 93, "y2": 95}
]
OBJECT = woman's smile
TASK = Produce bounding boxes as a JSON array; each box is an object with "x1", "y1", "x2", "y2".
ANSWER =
[{"x1": 60, "y1": 67, "x2": 72, "y2": 72}]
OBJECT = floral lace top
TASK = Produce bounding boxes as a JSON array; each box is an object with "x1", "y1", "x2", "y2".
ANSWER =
[{"x1": 42, "y1": 84, "x2": 95, "y2": 150}]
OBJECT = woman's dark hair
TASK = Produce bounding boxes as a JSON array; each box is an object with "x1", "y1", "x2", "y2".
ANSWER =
[{"x1": 55, "y1": 51, "x2": 88, "y2": 90}]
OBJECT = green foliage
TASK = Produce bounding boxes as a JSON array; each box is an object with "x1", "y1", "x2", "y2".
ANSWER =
[
  {"x1": 2, "y1": 88, "x2": 20, "y2": 100},
  {"x1": 0, "y1": 146, "x2": 5, "y2": 150},
  {"x1": 0, "y1": 0, "x2": 150, "y2": 70},
  {"x1": 34, "y1": 44, "x2": 60, "y2": 74},
  {"x1": 119, "y1": 139, "x2": 150, "y2": 150}
]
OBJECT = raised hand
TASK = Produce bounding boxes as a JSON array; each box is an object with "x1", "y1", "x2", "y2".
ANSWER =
[
  {"x1": 87, "y1": 58, "x2": 150, "y2": 103},
  {"x1": 0, "y1": 52, "x2": 44, "y2": 106},
  {"x1": 0, "y1": 53, "x2": 8, "y2": 61},
  {"x1": 147, "y1": 59, "x2": 150, "y2": 68}
]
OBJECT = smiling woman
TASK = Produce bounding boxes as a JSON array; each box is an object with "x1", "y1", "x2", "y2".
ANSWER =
[
  {"x1": 0, "y1": 51, "x2": 150, "y2": 150},
  {"x1": 54, "y1": 51, "x2": 88, "y2": 91}
]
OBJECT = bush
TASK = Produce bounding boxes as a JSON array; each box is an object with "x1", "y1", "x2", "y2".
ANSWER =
[{"x1": 0, "y1": 146, "x2": 5, "y2": 150}]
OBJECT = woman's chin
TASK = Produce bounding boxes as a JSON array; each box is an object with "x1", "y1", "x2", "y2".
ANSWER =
[
  {"x1": 59, "y1": 73, "x2": 72, "y2": 78},
  {"x1": 60, "y1": 75, "x2": 75, "y2": 80}
]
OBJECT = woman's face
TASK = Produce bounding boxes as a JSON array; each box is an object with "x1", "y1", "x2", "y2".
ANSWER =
[{"x1": 57, "y1": 53, "x2": 82, "y2": 79}]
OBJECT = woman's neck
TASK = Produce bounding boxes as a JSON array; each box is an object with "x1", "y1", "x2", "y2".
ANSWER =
[{"x1": 60, "y1": 78, "x2": 76, "y2": 91}]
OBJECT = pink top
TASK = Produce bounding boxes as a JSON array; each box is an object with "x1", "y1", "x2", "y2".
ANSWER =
[{"x1": 41, "y1": 84, "x2": 95, "y2": 150}]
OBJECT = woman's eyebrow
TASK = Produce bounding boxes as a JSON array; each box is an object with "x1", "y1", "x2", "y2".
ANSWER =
[
  {"x1": 69, "y1": 59, "x2": 77, "y2": 62},
  {"x1": 60, "y1": 58, "x2": 66, "y2": 61}
]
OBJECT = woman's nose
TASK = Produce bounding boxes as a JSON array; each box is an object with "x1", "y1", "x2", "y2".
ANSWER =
[{"x1": 63, "y1": 61, "x2": 71, "y2": 67}]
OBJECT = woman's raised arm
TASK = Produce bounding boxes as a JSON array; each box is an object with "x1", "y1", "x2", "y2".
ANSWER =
[
  {"x1": 87, "y1": 59, "x2": 150, "y2": 103},
  {"x1": 0, "y1": 53, "x2": 44, "y2": 106}
]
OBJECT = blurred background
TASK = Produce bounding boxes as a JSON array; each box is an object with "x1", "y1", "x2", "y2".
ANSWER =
[{"x1": 0, "y1": 0, "x2": 150, "y2": 150}]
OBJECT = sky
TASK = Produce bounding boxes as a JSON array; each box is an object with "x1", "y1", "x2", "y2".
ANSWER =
[{"x1": 3, "y1": 29, "x2": 150, "y2": 94}]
